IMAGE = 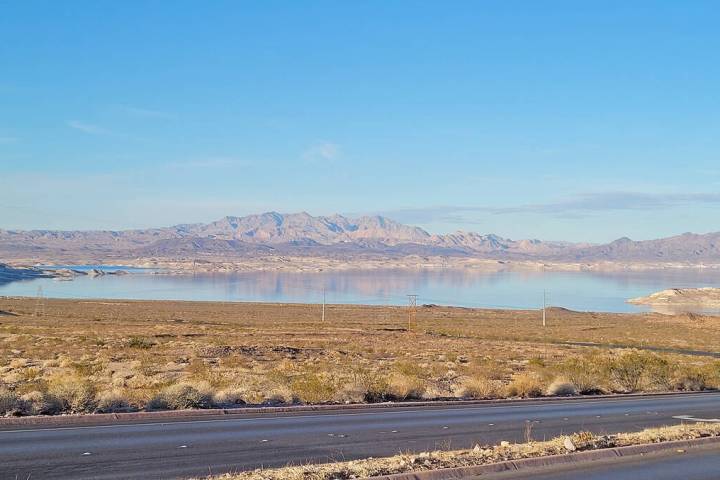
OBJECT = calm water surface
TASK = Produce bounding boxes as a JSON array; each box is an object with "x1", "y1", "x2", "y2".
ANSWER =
[{"x1": 2, "y1": 266, "x2": 720, "y2": 313}]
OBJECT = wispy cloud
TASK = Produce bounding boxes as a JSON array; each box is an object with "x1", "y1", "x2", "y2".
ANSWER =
[
  {"x1": 67, "y1": 120, "x2": 113, "y2": 136},
  {"x1": 117, "y1": 105, "x2": 174, "y2": 119},
  {"x1": 303, "y1": 142, "x2": 340, "y2": 162},
  {"x1": 165, "y1": 157, "x2": 249, "y2": 169},
  {"x1": 377, "y1": 191, "x2": 720, "y2": 225}
]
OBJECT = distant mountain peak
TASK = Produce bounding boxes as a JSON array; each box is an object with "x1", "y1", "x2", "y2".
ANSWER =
[{"x1": 1, "y1": 211, "x2": 718, "y2": 264}]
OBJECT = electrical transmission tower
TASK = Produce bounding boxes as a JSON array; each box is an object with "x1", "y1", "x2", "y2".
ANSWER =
[
  {"x1": 407, "y1": 294, "x2": 418, "y2": 332},
  {"x1": 34, "y1": 286, "x2": 45, "y2": 318}
]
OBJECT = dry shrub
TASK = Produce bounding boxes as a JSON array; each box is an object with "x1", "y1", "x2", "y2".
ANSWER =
[
  {"x1": 0, "y1": 388, "x2": 21, "y2": 416},
  {"x1": 506, "y1": 373, "x2": 544, "y2": 398},
  {"x1": 263, "y1": 386, "x2": 295, "y2": 405},
  {"x1": 213, "y1": 388, "x2": 247, "y2": 406},
  {"x1": 672, "y1": 366, "x2": 708, "y2": 391},
  {"x1": 349, "y1": 368, "x2": 390, "y2": 403},
  {"x1": 546, "y1": 377, "x2": 578, "y2": 396},
  {"x1": 641, "y1": 355, "x2": 673, "y2": 391},
  {"x1": 607, "y1": 351, "x2": 647, "y2": 393},
  {"x1": 96, "y1": 389, "x2": 133, "y2": 413},
  {"x1": 148, "y1": 382, "x2": 214, "y2": 410},
  {"x1": 459, "y1": 376, "x2": 502, "y2": 399},
  {"x1": 291, "y1": 373, "x2": 336, "y2": 404},
  {"x1": 555, "y1": 355, "x2": 605, "y2": 394},
  {"x1": 48, "y1": 374, "x2": 97, "y2": 413},
  {"x1": 387, "y1": 374, "x2": 426, "y2": 400},
  {"x1": 21, "y1": 390, "x2": 63, "y2": 415}
]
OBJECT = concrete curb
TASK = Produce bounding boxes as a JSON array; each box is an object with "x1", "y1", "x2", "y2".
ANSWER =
[
  {"x1": 364, "y1": 436, "x2": 720, "y2": 480},
  {"x1": 1, "y1": 390, "x2": 718, "y2": 428}
]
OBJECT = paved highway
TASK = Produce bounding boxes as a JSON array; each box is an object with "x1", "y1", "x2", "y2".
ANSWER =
[
  {"x1": 0, "y1": 393, "x2": 718, "y2": 479},
  {"x1": 481, "y1": 443, "x2": 720, "y2": 480}
]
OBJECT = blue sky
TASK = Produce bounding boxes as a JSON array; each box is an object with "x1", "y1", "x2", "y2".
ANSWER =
[{"x1": 1, "y1": 1, "x2": 719, "y2": 242}]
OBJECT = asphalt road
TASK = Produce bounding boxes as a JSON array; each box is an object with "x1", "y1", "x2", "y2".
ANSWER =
[
  {"x1": 1, "y1": 393, "x2": 719, "y2": 479},
  {"x1": 481, "y1": 443, "x2": 720, "y2": 480}
]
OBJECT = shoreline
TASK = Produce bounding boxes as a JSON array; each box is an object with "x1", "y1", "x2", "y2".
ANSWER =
[{"x1": 9, "y1": 256, "x2": 720, "y2": 275}]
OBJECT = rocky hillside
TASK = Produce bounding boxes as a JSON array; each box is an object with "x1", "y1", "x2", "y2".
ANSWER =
[{"x1": 1, "y1": 212, "x2": 718, "y2": 264}]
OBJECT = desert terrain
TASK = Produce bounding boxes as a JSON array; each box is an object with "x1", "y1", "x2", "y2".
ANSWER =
[{"x1": 1, "y1": 297, "x2": 718, "y2": 416}]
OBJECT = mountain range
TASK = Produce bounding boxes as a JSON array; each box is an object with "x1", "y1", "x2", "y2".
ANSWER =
[{"x1": 1, "y1": 211, "x2": 719, "y2": 264}]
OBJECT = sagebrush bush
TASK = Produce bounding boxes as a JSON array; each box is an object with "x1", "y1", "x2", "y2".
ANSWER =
[
  {"x1": 96, "y1": 389, "x2": 133, "y2": 413},
  {"x1": 640, "y1": 354, "x2": 673, "y2": 391},
  {"x1": 506, "y1": 373, "x2": 544, "y2": 398},
  {"x1": 290, "y1": 373, "x2": 336, "y2": 404},
  {"x1": 263, "y1": 386, "x2": 296, "y2": 405},
  {"x1": 546, "y1": 377, "x2": 578, "y2": 396},
  {"x1": 387, "y1": 373, "x2": 426, "y2": 400},
  {"x1": 20, "y1": 390, "x2": 63, "y2": 415},
  {"x1": 0, "y1": 388, "x2": 21, "y2": 416},
  {"x1": 460, "y1": 376, "x2": 502, "y2": 399},
  {"x1": 48, "y1": 374, "x2": 97, "y2": 413},
  {"x1": 555, "y1": 355, "x2": 605, "y2": 394},
  {"x1": 213, "y1": 388, "x2": 247, "y2": 406},
  {"x1": 148, "y1": 382, "x2": 214, "y2": 410},
  {"x1": 607, "y1": 351, "x2": 647, "y2": 393},
  {"x1": 672, "y1": 366, "x2": 708, "y2": 391}
]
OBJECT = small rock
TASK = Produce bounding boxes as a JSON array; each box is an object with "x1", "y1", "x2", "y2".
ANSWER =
[
  {"x1": 500, "y1": 441, "x2": 510, "y2": 447},
  {"x1": 564, "y1": 437, "x2": 577, "y2": 452}
]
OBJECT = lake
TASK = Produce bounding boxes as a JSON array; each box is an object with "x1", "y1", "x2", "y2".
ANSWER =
[{"x1": 1, "y1": 266, "x2": 720, "y2": 314}]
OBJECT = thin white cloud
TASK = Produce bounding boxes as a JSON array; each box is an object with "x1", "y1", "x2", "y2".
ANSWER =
[
  {"x1": 303, "y1": 142, "x2": 340, "y2": 162},
  {"x1": 117, "y1": 105, "x2": 174, "y2": 119},
  {"x1": 165, "y1": 157, "x2": 249, "y2": 169},
  {"x1": 376, "y1": 191, "x2": 720, "y2": 224},
  {"x1": 67, "y1": 120, "x2": 113, "y2": 136}
]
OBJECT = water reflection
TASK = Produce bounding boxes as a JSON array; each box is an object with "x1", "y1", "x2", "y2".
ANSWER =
[{"x1": 1, "y1": 267, "x2": 719, "y2": 314}]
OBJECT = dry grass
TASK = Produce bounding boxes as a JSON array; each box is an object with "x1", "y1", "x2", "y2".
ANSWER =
[
  {"x1": 202, "y1": 423, "x2": 720, "y2": 480},
  {"x1": 0, "y1": 298, "x2": 719, "y2": 415}
]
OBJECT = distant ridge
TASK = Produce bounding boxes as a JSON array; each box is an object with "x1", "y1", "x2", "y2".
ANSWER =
[{"x1": 1, "y1": 212, "x2": 719, "y2": 264}]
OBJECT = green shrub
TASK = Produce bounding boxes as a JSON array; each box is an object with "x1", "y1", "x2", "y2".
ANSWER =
[
  {"x1": 127, "y1": 336, "x2": 155, "y2": 349},
  {"x1": 291, "y1": 373, "x2": 336, "y2": 404},
  {"x1": 607, "y1": 351, "x2": 647, "y2": 393},
  {"x1": 556, "y1": 355, "x2": 605, "y2": 394},
  {"x1": 641, "y1": 354, "x2": 673, "y2": 391}
]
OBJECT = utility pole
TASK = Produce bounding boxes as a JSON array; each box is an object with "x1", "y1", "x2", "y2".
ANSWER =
[
  {"x1": 407, "y1": 294, "x2": 418, "y2": 332},
  {"x1": 321, "y1": 287, "x2": 326, "y2": 323},
  {"x1": 34, "y1": 286, "x2": 45, "y2": 318}
]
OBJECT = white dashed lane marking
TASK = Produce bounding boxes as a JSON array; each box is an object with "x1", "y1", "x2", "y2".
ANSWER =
[{"x1": 673, "y1": 415, "x2": 720, "y2": 423}]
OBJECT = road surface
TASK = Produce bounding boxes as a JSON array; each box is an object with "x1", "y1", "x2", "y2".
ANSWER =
[
  {"x1": 1, "y1": 393, "x2": 718, "y2": 479},
  {"x1": 481, "y1": 443, "x2": 720, "y2": 480}
]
